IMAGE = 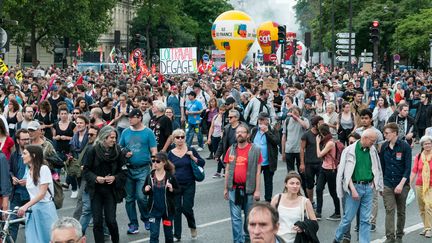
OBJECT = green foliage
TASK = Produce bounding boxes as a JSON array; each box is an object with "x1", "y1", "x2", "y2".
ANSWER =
[
  {"x1": 131, "y1": 0, "x2": 232, "y2": 57},
  {"x1": 293, "y1": 0, "x2": 432, "y2": 65},
  {"x1": 3, "y1": 0, "x2": 116, "y2": 65}
]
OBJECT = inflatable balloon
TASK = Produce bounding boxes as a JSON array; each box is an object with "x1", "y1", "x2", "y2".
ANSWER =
[
  {"x1": 257, "y1": 21, "x2": 280, "y2": 63},
  {"x1": 211, "y1": 10, "x2": 256, "y2": 68}
]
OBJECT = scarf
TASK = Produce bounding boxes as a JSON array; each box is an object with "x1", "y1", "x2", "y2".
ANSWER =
[
  {"x1": 95, "y1": 143, "x2": 120, "y2": 164},
  {"x1": 70, "y1": 130, "x2": 89, "y2": 153},
  {"x1": 421, "y1": 151, "x2": 432, "y2": 206}
]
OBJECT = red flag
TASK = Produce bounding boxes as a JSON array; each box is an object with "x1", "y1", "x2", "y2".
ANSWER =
[
  {"x1": 207, "y1": 60, "x2": 214, "y2": 71},
  {"x1": 75, "y1": 75, "x2": 83, "y2": 86},
  {"x1": 198, "y1": 61, "x2": 205, "y2": 74},
  {"x1": 122, "y1": 59, "x2": 127, "y2": 73},
  {"x1": 143, "y1": 64, "x2": 149, "y2": 76},
  {"x1": 77, "y1": 43, "x2": 82, "y2": 57},
  {"x1": 151, "y1": 64, "x2": 156, "y2": 75},
  {"x1": 129, "y1": 53, "x2": 136, "y2": 70},
  {"x1": 219, "y1": 63, "x2": 227, "y2": 72},
  {"x1": 158, "y1": 73, "x2": 165, "y2": 86},
  {"x1": 135, "y1": 58, "x2": 145, "y2": 82}
]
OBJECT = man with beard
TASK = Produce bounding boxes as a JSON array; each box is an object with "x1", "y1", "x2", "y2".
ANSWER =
[{"x1": 224, "y1": 124, "x2": 262, "y2": 243}]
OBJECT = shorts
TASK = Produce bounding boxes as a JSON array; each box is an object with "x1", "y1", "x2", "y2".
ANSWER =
[{"x1": 305, "y1": 163, "x2": 321, "y2": 189}]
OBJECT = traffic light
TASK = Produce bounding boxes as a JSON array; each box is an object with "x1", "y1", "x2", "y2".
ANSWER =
[
  {"x1": 278, "y1": 25, "x2": 286, "y2": 44},
  {"x1": 369, "y1": 20, "x2": 380, "y2": 43}
]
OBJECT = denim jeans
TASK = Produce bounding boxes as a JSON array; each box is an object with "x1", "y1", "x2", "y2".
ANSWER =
[
  {"x1": 80, "y1": 189, "x2": 93, "y2": 234},
  {"x1": 9, "y1": 193, "x2": 29, "y2": 242},
  {"x1": 149, "y1": 216, "x2": 174, "y2": 243},
  {"x1": 186, "y1": 123, "x2": 203, "y2": 148},
  {"x1": 125, "y1": 165, "x2": 150, "y2": 227},
  {"x1": 228, "y1": 189, "x2": 253, "y2": 243},
  {"x1": 335, "y1": 183, "x2": 374, "y2": 243},
  {"x1": 261, "y1": 165, "x2": 274, "y2": 202},
  {"x1": 174, "y1": 182, "x2": 196, "y2": 239}
]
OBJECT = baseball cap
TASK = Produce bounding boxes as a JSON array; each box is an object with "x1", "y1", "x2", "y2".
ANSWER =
[
  {"x1": 304, "y1": 98, "x2": 313, "y2": 105},
  {"x1": 129, "y1": 109, "x2": 143, "y2": 118},
  {"x1": 225, "y1": 97, "x2": 236, "y2": 105},
  {"x1": 28, "y1": 121, "x2": 41, "y2": 131}
]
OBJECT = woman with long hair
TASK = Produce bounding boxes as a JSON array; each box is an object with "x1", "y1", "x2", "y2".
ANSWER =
[
  {"x1": 153, "y1": 87, "x2": 166, "y2": 103},
  {"x1": 315, "y1": 124, "x2": 340, "y2": 221},
  {"x1": 410, "y1": 135, "x2": 432, "y2": 238},
  {"x1": 143, "y1": 152, "x2": 179, "y2": 243},
  {"x1": 75, "y1": 97, "x2": 89, "y2": 116},
  {"x1": 111, "y1": 93, "x2": 131, "y2": 136},
  {"x1": 83, "y1": 126, "x2": 127, "y2": 243},
  {"x1": 101, "y1": 98, "x2": 116, "y2": 125},
  {"x1": 167, "y1": 129, "x2": 205, "y2": 241},
  {"x1": 34, "y1": 100, "x2": 54, "y2": 140},
  {"x1": 17, "y1": 145, "x2": 58, "y2": 243},
  {"x1": 394, "y1": 82, "x2": 405, "y2": 104},
  {"x1": 6, "y1": 99, "x2": 23, "y2": 139},
  {"x1": 271, "y1": 171, "x2": 317, "y2": 242},
  {"x1": 337, "y1": 102, "x2": 356, "y2": 146},
  {"x1": 207, "y1": 104, "x2": 225, "y2": 175},
  {"x1": 372, "y1": 97, "x2": 393, "y2": 131},
  {"x1": 313, "y1": 92, "x2": 327, "y2": 117},
  {"x1": 165, "y1": 107, "x2": 180, "y2": 131},
  {"x1": 202, "y1": 97, "x2": 218, "y2": 136}
]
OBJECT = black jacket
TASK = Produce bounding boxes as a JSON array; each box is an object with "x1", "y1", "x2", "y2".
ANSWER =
[
  {"x1": 214, "y1": 122, "x2": 247, "y2": 160},
  {"x1": 143, "y1": 170, "x2": 179, "y2": 218},
  {"x1": 414, "y1": 103, "x2": 432, "y2": 128},
  {"x1": 83, "y1": 144, "x2": 127, "y2": 203},
  {"x1": 294, "y1": 219, "x2": 320, "y2": 243},
  {"x1": 250, "y1": 126, "x2": 280, "y2": 172},
  {"x1": 387, "y1": 113, "x2": 416, "y2": 140}
]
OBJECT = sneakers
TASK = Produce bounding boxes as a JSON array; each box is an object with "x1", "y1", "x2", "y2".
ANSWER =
[
  {"x1": 425, "y1": 230, "x2": 432, "y2": 238},
  {"x1": 190, "y1": 228, "x2": 197, "y2": 239},
  {"x1": 144, "y1": 220, "x2": 151, "y2": 231},
  {"x1": 127, "y1": 225, "x2": 139, "y2": 234},
  {"x1": 315, "y1": 212, "x2": 322, "y2": 220},
  {"x1": 212, "y1": 173, "x2": 222, "y2": 178},
  {"x1": 326, "y1": 213, "x2": 341, "y2": 221},
  {"x1": 174, "y1": 237, "x2": 181, "y2": 242},
  {"x1": 370, "y1": 224, "x2": 376, "y2": 232},
  {"x1": 70, "y1": 190, "x2": 78, "y2": 199},
  {"x1": 196, "y1": 147, "x2": 203, "y2": 152}
]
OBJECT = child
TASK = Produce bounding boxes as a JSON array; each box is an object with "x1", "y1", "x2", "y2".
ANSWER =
[{"x1": 143, "y1": 152, "x2": 179, "y2": 243}]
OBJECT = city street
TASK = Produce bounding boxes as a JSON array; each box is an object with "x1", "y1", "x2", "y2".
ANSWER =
[{"x1": 15, "y1": 145, "x2": 431, "y2": 243}]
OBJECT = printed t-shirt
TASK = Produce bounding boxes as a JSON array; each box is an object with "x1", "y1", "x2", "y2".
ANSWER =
[{"x1": 224, "y1": 143, "x2": 263, "y2": 185}]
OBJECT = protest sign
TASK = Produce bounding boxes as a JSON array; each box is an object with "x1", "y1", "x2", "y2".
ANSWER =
[
  {"x1": 211, "y1": 50, "x2": 226, "y2": 68},
  {"x1": 160, "y1": 47, "x2": 197, "y2": 75},
  {"x1": 0, "y1": 58, "x2": 8, "y2": 75},
  {"x1": 263, "y1": 78, "x2": 279, "y2": 91}
]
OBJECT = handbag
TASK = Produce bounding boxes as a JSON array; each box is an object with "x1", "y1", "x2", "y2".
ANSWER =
[
  {"x1": 65, "y1": 145, "x2": 89, "y2": 177},
  {"x1": 48, "y1": 179, "x2": 64, "y2": 209},
  {"x1": 190, "y1": 159, "x2": 205, "y2": 182}
]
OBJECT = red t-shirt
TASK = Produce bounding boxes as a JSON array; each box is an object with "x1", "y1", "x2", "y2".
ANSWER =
[
  {"x1": 1, "y1": 136, "x2": 15, "y2": 160},
  {"x1": 412, "y1": 154, "x2": 432, "y2": 186},
  {"x1": 224, "y1": 143, "x2": 263, "y2": 185}
]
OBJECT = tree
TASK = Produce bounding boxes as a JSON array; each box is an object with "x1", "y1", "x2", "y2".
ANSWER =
[
  {"x1": 393, "y1": 8, "x2": 432, "y2": 64},
  {"x1": 3, "y1": 0, "x2": 117, "y2": 66}
]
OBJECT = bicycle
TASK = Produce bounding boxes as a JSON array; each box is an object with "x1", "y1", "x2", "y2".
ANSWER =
[{"x1": 0, "y1": 207, "x2": 31, "y2": 243}]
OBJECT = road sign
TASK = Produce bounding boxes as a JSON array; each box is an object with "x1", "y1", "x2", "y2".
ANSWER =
[
  {"x1": 336, "y1": 45, "x2": 350, "y2": 49},
  {"x1": 361, "y1": 52, "x2": 373, "y2": 57},
  {"x1": 202, "y1": 53, "x2": 210, "y2": 62},
  {"x1": 0, "y1": 28, "x2": 7, "y2": 48},
  {"x1": 360, "y1": 57, "x2": 373, "y2": 63},
  {"x1": 336, "y1": 56, "x2": 356, "y2": 62},
  {"x1": 336, "y1": 49, "x2": 355, "y2": 55},
  {"x1": 336, "y1": 32, "x2": 356, "y2": 38},
  {"x1": 336, "y1": 38, "x2": 355, "y2": 45},
  {"x1": 393, "y1": 54, "x2": 400, "y2": 64},
  {"x1": 270, "y1": 54, "x2": 277, "y2": 61}
]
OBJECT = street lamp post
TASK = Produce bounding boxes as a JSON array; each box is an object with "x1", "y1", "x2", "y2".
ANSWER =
[
  {"x1": 429, "y1": 34, "x2": 432, "y2": 69},
  {"x1": 318, "y1": 0, "x2": 322, "y2": 64},
  {"x1": 348, "y1": 0, "x2": 353, "y2": 72},
  {"x1": 331, "y1": 0, "x2": 335, "y2": 70}
]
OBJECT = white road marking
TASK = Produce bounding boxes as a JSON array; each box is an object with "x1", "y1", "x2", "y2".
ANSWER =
[{"x1": 370, "y1": 223, "x2": 424, "y2": 243}]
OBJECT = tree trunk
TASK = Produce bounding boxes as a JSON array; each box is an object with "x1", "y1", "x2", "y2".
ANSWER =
[
  {"x1": 145, "y1": 0, "x2": 152, "y2": 66},
  {"x1": 31, "y1": 25, "x2": 38, "y2": 67}
]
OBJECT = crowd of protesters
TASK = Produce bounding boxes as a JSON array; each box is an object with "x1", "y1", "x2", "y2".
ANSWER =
[{"x1": 0, "y1": 64, "x2": 432, "y2": 243}]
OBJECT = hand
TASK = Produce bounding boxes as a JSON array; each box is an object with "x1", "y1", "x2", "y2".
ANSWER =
[
  {"x1": 125, "y1": 152, "x2": 133, "y2": 158},
  {"x1": 96, "y1": 176, "x2": 105, "y2": 184},
  {"x1": 351, "y1": 190, "x2": 360, "y2": 201},
  {"x1": 394, "y1": 184, "x2": 403, "y2": 194},
  {"x1": 292, "y1": 225, "x2": 303, "y2": 233},
  {"x1": 253, "y1": 190, "x2": 260, "y2": 201},
  {"x1": 299, "y1": 163, "x2": 305, "y2": 173},
  {"x1": 144, "y1": 185, "x2": 151, "y2": 192},
  {"x1": 406, "y1": 133, "x2": 413, "y2": 140},
  {"x1": 167, "y1": 181, "x2": 173, "y2": 192},
  {"x1": 105, "y1": 176, "x2": 115, "y2": 184},
  {"x1": 282, "y1": 154, "x2": 286, "y2": 162},
  {"x1": 224, "y1": 188, "x2": 229, "y2": 200},
  {"x1": 18, "y1": 179, "x2": 26, "y2": 186},
  {"x1": 185, "y1": 110, "x2": 189, "y2": 115},
  {"x1": 17, "y1": 205, "x2": 28, "y2": 217},
  {"x1": 206, "y1": 138, "x2": 211, "y2": 145},
  {"x1": 12, "y1": 176, "x2": 19, "y2": 185},
  {"x1": 54, "y1": 135, "x2": 61, "y2": 140},
  {"x1": 316, "y1": 135, "x2": 321, "y2": 144}
]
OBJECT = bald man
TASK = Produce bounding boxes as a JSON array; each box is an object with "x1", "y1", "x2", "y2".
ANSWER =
[{"x1": 333, "y1": 129, "x2": 384, "y2": 243}]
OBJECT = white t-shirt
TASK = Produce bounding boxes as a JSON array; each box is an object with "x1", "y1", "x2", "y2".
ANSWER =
[{"x1": 26, "y1": 165, "x2": 54, "y2": 202}]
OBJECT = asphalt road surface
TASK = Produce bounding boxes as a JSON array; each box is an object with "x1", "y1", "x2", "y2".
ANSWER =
[{"x1": 16, "y1": 144, "x2": 432, "y2": 243}]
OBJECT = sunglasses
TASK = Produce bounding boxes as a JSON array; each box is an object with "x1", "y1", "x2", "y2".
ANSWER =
[
  {"x1": 88, "y1": 133, "x2": 97, "y2": 137},
  {"x1": 175, "y1": 136, "x2": 185, "y2": 139},
  {"x1": 152, "y1": 159, "x2": 162, "y2": 163},
  {"x1": 73, "y1": 112, "x2": 80, "y2": 115},
  {"x1": 228, "y1": 116, "x2": 235, "y2": 119}
]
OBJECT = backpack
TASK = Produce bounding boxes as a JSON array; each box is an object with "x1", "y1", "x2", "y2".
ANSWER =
[
  {"x1": 48, "y1": 179, "x2": 64, "y2": 209},
  {"x1": 333, "y1": 140, "x2": 345, "y2": 167}
]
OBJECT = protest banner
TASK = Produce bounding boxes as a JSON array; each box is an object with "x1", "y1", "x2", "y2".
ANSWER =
[
  {"x1": 263, "y1": 77, "x2": 278, "y2": 91},
  {"x1": 0, "y1": 58, "x2": 8, "y2": 75},
  {"x1": 159, "y1": 47, "x2": 197, "y2": 75},
  {"x1": 211, "y1": 50, "x2": 226, "y2": 68}
]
